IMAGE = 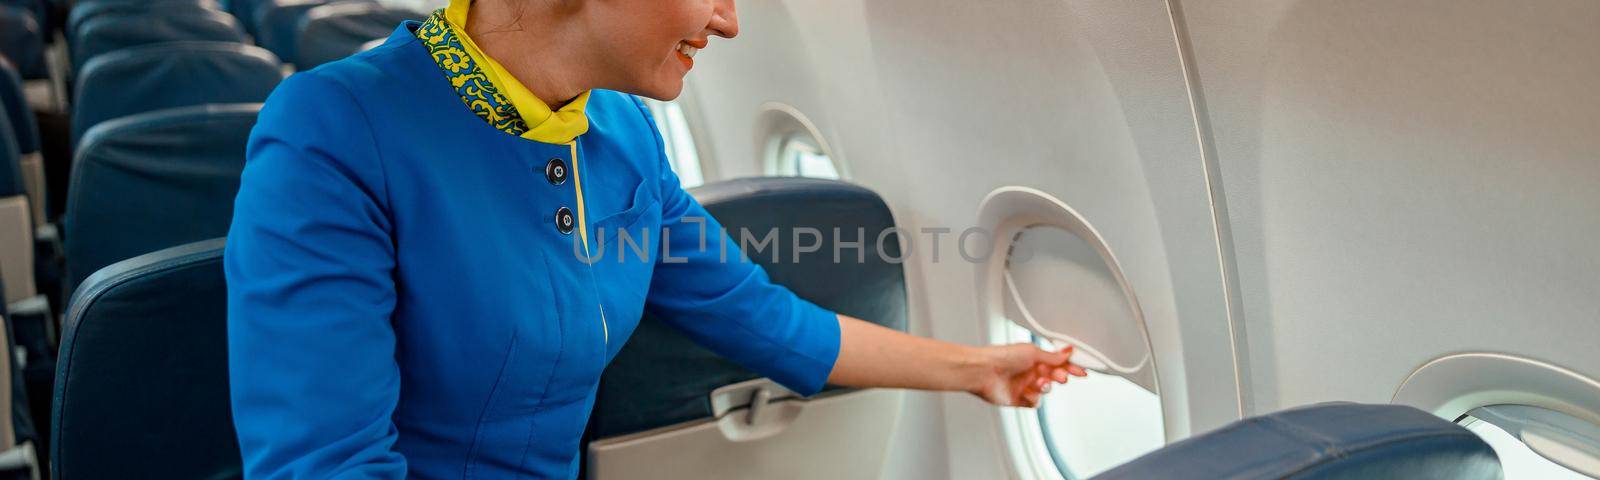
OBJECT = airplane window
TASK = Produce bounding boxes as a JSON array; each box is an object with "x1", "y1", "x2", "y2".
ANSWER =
[
  {"x1": 991, "y1": 223, "x2": 1164, "y2": 479},
  {"x1": 643, "y1": 99, "x2": 705, "y2": 188},
  {"x1": 993, "y1": 321, "x2": 1164, "y2": 479},
  {"x1": 770, "y1": 132, "x2": 840, "y2": 180},
  {"x1": 1460, "y1": 408, "x2": 1598, "y2": 479}
]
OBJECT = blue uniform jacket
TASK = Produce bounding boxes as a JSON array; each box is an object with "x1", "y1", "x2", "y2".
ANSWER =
[{"x1": 224, "y1": 24, "x2": 841, "y2": 479}]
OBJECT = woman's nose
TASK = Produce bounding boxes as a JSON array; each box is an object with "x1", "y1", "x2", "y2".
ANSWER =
[{"x1": 710, "y1": 0, "x2": 739, "y2": 39}]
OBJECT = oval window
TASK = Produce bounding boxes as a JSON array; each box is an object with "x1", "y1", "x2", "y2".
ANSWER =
[
  {"x1": 1461, "y1": 405, "x2": 1599, "y2": 479},
  {"x1": 769, "y1": 132, "x2": 840, "y2": 180},
  {"x1": 995, "y1": 225, "x2": 1164, "y2": 478},
  {"x1": 977, "y1": 188, "x2": 1167, "y2": 479},
  {"x1": 644, "y1": 98, "x2": 705, "y2": 188}
]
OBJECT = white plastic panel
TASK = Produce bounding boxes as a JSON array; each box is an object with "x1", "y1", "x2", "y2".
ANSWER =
[
  {"x1": 685, "y1": 0, "x2": 1246, "y2": 476},
  {"x1": 1471, "y1": 405, "x2": 1600, "y2": 478},
  {"x1": 587, "y1": 389, "x2": 903, "y2": 480},
  {"x1": 977, "y1": 187, "x2": 1158, "y2": 392},
  {"x1": 1394, "y1": 352, "x2": 1600, "y2": 478},
  {"x1": 1179, "y1": 0, "x2": 1600, "y2": 411}
]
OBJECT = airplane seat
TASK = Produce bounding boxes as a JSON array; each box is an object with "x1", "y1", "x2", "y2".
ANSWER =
[
  {"x1": 52, "y1": 238, "x2": 239, "y2": 480},
  {"x1": 70, "y1": 41, "x2": 281, "y2": 146},
  {"x1": 0, "y1": 60, "x2": 45, "y2": 226},
  {"x1": 1092, "y1": 402, "x2": 1502, "y2": 480},
  {"x1": 226, "y1": 0, "x2": 274, "y2": 37},
  {"x1": 0, "y1": 5, "x2": 47, "y2": 80},
  {"x1": 63, "y1": 103, "x2": 259, "y2": 296},
  {"x1": 293, "y1": 2, "x2": 421, "y2": 70},
  {"x1": 69, "y1": 9, "x2": 247, "y2": 75},
  {"x1": 251, "y1": 0, "x2": 366, "y2": 65},
  {"x1": 586, "y1": 177, "x2": 908, "y2": 478},
  {"x1": 64, "y1": 0, "x2": 222, "y2": 41}
]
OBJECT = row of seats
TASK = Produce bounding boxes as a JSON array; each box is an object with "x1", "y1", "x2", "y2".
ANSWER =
[
  {"x1": 0, "y1": 0, "x2": 418, "y2": 476},
  {"x1": 0, "y1": 1, "x2": 52, "y2": 474},
  {"x1": 54, "y1": 0, "x2": 421, "y2": 292},
  {"x1": 9, "y1": 2, "x2": 1509, "y2": 480},
  {"x1": 68, "y1": 0, "x2": 417, "y2": 73},
  {"x1": 51, "y1": 185, "x2": 1505, "y2": 480}
]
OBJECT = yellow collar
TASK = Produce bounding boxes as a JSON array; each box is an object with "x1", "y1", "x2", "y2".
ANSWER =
[{"x1": 416, "y1": 0, "x2": 590, "y2": 143}]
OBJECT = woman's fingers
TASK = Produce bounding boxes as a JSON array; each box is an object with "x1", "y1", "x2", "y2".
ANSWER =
[
  {"x1": 1021, "y1": 391, "x2": 1042, "y2": 407},
  {"x1": 1067, "y1": 364, "x2": 1088, "y2": 377},
  {"x1": 1051, "y1": 368, "x2": 1069, "y2": 382},
  {"x1": 1033, "y1": 344, "x2": 1072, "y2": 367}
]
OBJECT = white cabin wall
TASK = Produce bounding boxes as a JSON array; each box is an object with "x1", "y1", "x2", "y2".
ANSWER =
[
  {"x1": 685, "y1": 1, "x2": 1255, "y2": 477},
  {"x1": 1177, "y1": 0, "x2": 1600, "y2": 414}
]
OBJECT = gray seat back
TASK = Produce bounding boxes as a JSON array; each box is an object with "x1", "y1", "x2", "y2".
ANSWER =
[
  {"x1": 294, "y1": 2, "x2": 420, "y2": 70},
  {"x1": 251, "y1": 0, "x2": 351, "y2": 63},
  {"x1": 70, "y1": 8, "x2": 247, "y2": 74},
  {"x1": 63, "y1": 103, "x2": 259, "y2": 294},
  {"x1": 0, "y1": 4, "x2": 45, "y2": 79},
  {"x1": 590, "y1": 177, "x2": 908, "y2": 438},
  {"x1": 1093, "y1": 402, "x2": 1503, "y2": 480},
  {"x1": 71, "y1": 41, "x2": 281, "y2": 146},
  {"x1": 53, "y1": 238, "x2": 240, "y2": 479},
  {"x1": 65, "y1": 0, "x2": 221, "y2": 40},
  {"x1": 0, "y1": 59, "x2": 39, "y2": 156}
]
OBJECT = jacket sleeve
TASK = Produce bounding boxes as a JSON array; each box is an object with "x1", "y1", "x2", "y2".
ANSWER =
[
  {"x1": 225, "y1": 72, "x2": 406, "y2": 479},
  {"x1": 633, "y1": 99, "x2": 842, "y2": 396}
]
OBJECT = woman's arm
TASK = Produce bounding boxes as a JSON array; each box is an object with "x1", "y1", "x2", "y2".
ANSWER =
[
  {"x1": 226, "y1": 72, "x2": 406, "y2": 479},
  {"x1": 828, "y1": 314, "x2": 1086, "y2": 407}
]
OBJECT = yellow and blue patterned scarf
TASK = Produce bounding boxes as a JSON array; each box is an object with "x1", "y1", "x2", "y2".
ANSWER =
[{"x1": 414, "y1": 10, "x2": 531, "y2": 136}]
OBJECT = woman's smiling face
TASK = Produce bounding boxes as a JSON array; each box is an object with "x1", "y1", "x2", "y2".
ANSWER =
[{"x1": 585, "y1": 0, "x2": 739, "y2": 100}]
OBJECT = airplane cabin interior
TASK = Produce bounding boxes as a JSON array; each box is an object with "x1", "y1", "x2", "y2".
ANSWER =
[{"x1": 0, "y1": 0, "x2": 1596, "y2": 479}]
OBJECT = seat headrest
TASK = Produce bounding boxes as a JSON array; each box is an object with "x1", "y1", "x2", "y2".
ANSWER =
[
  {"x1": 72, "y1": 41, "x2": 282, "y2": 146},
  {"x1": 54, "y1": 238, "x2": 240, "y2": 479},
  {"x1": 65, "y1": 103, "x2": 260, "y2": 294},
  {"x1": 0, "y1": 5, "x2": 46, "y2": 79},
  {"x1": 251, "y1": 0, "x2": 339, "y2": 65},
  {"x1": 295, "y1": 2, "x2": 424, "y2": 69},
  {"x1": 71, "y1": 9, "x2": 247, "y2": 73},
  {"x1": 66, "y1": 0, "x2": 222, "y2": 40},
  {"x1": 1092, "y1": 402, "x2": 1502, "y2": 480}
]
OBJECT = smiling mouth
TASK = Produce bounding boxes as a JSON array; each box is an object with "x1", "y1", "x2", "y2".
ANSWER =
[{"x1": 677, "y1": 41, "x2": 700, "y2": 59}]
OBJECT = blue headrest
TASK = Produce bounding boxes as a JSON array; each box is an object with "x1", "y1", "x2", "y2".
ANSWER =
[
  {"x1": 72, "y1": 41, "x2": 281, "y2": 146},
  {"x1": 64, "y1": 103, "x2": 259, "y2": 294},
  {"x1": 1092, "y1": 402, "x2": 1502, "y2": 480},
  {"x1": 0, "y1": 103, "x2": 20, "y2": 197},
  {"x1": 66, "y1": 0, "x2": 221, "y2": 40},
  {"x1": 295, "y1": 2, "x2": 420, "y2": 69},
  {"x1": 70, "y1": 9, "x2": 246, "y2": 73},
  {"x1": 251, "y1": 0, "x2": 344, "y2": 64},
  {"x1": 591, "y1": 177, "x2": 908, "y2": 438},
  {"x1": 54, "y1": 238, "x2": 241, "y2": 479},
  {"x1": 0, "y1": 59, "x2": 40, "y2": 154},
  {"x1": 227, "y1": 0, "x2": 272, "y2": 36},
  {"x1": 0, "y1": 5, "x2": 46, "y2": 79}
]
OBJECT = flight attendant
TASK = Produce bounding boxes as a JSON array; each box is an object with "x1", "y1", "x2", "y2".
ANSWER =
[{"x1": 225, "y1": 0, "x2": 1087, "y2": 478}]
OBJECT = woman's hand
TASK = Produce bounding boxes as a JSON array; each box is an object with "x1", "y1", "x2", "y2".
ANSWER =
[
  {"x1": 828, "y1": 315, "x2": 1087, "y2": 408},
  {"x1": 967, "y1": 343, "x2": 1087, "y2": 408}
]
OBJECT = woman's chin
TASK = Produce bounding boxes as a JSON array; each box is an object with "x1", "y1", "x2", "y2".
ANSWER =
[{"x1": 631, "y1": 79, "x2": 684, "y2": 102}]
